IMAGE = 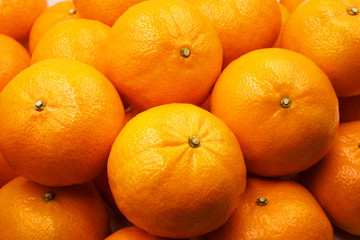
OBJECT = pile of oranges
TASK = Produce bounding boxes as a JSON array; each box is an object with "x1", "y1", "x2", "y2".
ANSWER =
[{"x1": 0, "y1": 0, "x2": 359, "y2": 239}]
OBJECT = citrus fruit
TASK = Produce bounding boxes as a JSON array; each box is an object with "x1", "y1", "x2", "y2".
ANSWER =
[
  {"x1": 211, "y1": 48, "x2": 339, "y2": 177},
  {"x1": 273, "y1": 3, "x2": 291, "y2": 48},
  {"x1": 281, "y1": 0, "x2": 360, "y2": 97},
  {"x1": 280, "y1": 0, "x2": 307, "y2": 12},
  {"x1": 108, "y1": 103, "x2": 247, "y2": 238},
  {"x1": 0, "y1": 34, "x2": 30, "y2": 92},
  {"x1": 302, "y1": 121, "x2": 360, "y2": 236},
  {"x1": 106, "y1": 0, "x2": 223, "y2": 110},
  {"x1": 106, "y1": 226, "x2": 174, "y2": 240},
  {"x1": 73, "y1": 0, "x2": 145, "y2": 26},
  {"x1": 201, "y1": 177, "x2": 334, "y2": 240},
  {"x1": 0, "y1": 0, "x2": 47, "y2": 40},
  {"x1": 31, "y1": 19, "x2": 111, "y2": 76},
  {"x1": 0, "y1": 59, "x2": 125, "y2": 186},
  {"x1": 0, "y1": 176, "x2": 110, "y2": 239},
  {"x1": 0, "y1": 152, "x2": 17, "y2": 187},
  {"x1": 29, "y1": 0, "x2": 82, "y2": 53},
  {"x1": 185, "y1": 0, "x2": 281, "y2": 67}
]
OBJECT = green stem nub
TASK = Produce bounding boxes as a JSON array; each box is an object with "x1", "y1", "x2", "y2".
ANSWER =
[
  {"x1": 34, "y1": 100, "x2": 45, "y2": 111},
  {"x1": 43, "y1": 192, "x2": 56, "y2": 202},
  {"x1": 181, "y1": 47, "x2": 191, "y2": 58},
  {"x1": 280, "y1": 97, "x2": 292, "y2": 108},
  {"x1": 256, "y1": 197, "x2": 268, "y2": 206},
  {"x1": 348, "y1": 7, "x2": 359, "y2": 15},
  {"x1": 68, "y1": 9, "x2": 77, "y2": 15},
  {"x1": 189, "y1": 136, "x2": 200, "y2": 148}
]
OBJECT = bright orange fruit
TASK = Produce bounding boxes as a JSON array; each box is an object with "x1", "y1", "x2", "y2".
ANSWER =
[
  {"x1": 108, "y1": 103, "x2": 247, "y2": 238},
  {"x1": 185, "y1": 0, "x2": 281, "y2": 67},
  {"x1": 211, "y1": 48, "x2": 339, "y2": 177},
  {"x1": 0, "y1": 0, "x2": 47, "y2": 41},
  {"x1": 0, "y1": 152, "x2": 17, "y2": 187},
  {"x1": 302, "y1": 121, "x2": 360, "y2": 236},
  {"x1": 31, "y1": 19, "x2": 111, "y2": 76},
  {"x1": 106, "y1": 0, "x2": 223, "y2": 110},
  {"x1": 29, "y1": 1, "x2": 82, "y2": 53},
  {"x1": 201, "y1": 177, "x2": 334, "y2": 240},
  {"x1": 0, "y1": 59, "x2": 125, "y2": 186},
  {"x1": 0, "y1": 176, "x2": 110, "y2": 239},
  {"x1": 73, "y1": 0, "x2": 146, "y2": 26},
  {"x1": 0, "y1": 34, "x2": 30, "y2": 92},
  {"x1": 281, "y1": 0, "x2": 360, "y2": 97}
]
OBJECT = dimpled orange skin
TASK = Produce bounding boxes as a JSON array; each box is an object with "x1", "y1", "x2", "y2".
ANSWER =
[
  {"x1": 108, "y1": 103, "x2": 247, "y2": 238},
  {"x1": 302, "y1": 121, "x2": 360, "y2": 236},
  {"x1": 0, "y1": 34, "x2": 30, "y2": 92},
  {"x1": 106, "y1": 0, "x2": 223, "y2": 111},
  {"x1": 31, "y1": 19, "x2": 111, "y2": 77},
  {"x1": 184, "y1": 0, "x2": 281, "y2": 68},
  {"x1": 280, "y1": 0, "x2": 306, "y2": 12},
  {"x1": 73, "y1": 0, "x2": 146, "y2": 26},
  {"x1": 106, "y1": 226, "x2": 175, "y2": 240},
  {"x1": 0, "y1": 59, "x2": 125, "y2": 187},
  {"x1": 211, "y1": 48, "x2": 339, "y2": 177},
  {"x1": 0, "y1": 0, "x2": 47, "y2": 41},
  {"x1": 0, "y1": 177, "x2": 110, "y2": 240},
  {"x1": 281, "y1": 0, "x2": 360, "y2": 97},
  {"x1": 201, "y1": 177, "x2": 334, "y2": 240},
  {"x1": 0, "y1": 152, "x2": 18, "y2": 187},
  {"x1": 29, "y1": 1, "x2": 82, "y2": 54}
]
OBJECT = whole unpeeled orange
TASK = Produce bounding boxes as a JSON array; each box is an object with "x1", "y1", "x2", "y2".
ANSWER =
[
  {"x1": 0, "y1": 59, "x2": 125, "y2": 186},
  {"x1": 211, "y1": 48, "x2": 339, "y2": 177},
  {"x1": 108, "y1": 103, "x2": 247, "y2": 238}
]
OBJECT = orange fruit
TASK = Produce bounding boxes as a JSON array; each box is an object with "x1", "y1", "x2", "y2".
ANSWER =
[
  {"x1": 0, "y1": 152, "x2": 17, "y2": 187},
  {"x1": 184, "y1": 0, "x2": 281, "y2": 67},
  {"x1": 73, "y1": 0, "x2": 145, "y2": 26},
  {"x1": 108, "y1": 103, "x2": 247, "y2": 238},
  {"x1": 0, "y1": 0, "x2": 47, "y2": 41},
  {"x1": 106, "y1": 0, "x2": 223, "y2": 111},
  {"x1": 106, "y1": 226, "x2": 174, "y2": 240},
  {"x1": 201, "y1": 177, "x2": 334, "y2": 240},
  {"x1": 0, "y1": 176, "x2": 110, "y2": 239},
  {"x1": 211, "y1": 48, "x2": 339, "y2": 177},
  {"x1": 280, "y1": 0, "x2": 307, "y2": 12},
  {"x1": 0, "y1": 59, "x2": 125, "y2": 186},
  {"x1": 273, "y1": 3, "x2": 291, "y2": 48},
  {"x1": 0, "y1": 34, "x2": 30, "y2": 92},
  {"x1": 31, "y1": 19, "x2": 111, "y2": 76},
  {"x1": 29, "y1": 1, "x2": 82, "y2": 54},
  {"x1": 338, "y1": 95, "x2": 360, "y2": 122},
  {"x1": 281, "y1": 0, "x2": 360, "y2": 97},
  {"x1": 302, "y1": 121, "x2": 360, "y2": 236}
]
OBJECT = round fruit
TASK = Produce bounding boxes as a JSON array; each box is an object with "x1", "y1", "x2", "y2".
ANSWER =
[
  {"x1": 201, "y1": 177, "x2": 334, "y2": 240},
  {"x1": 29, "y1": 1, "x2": 82, "y2": 53},
  {"x1": 0, "y1": 0, "x2": 47, "y2": 40},
  {"x1": 281, "y1": 0, "x2": 360, "y2": 97},
  {"x1": 108, "y1": 103, "x2": 247, "y2": 238},
  {"x1": 0, "y1": 176, "x2": 110, "y2": 239},
  {"x1": 302, "y1": 121, "x2": 360, "y2": 236},
  {"x1": 211, "y1": 48, "x2": 339, "y2": 176},
  {"x1": 106, "y1": 0, "x2": 223, "y2": 110},
  {"x1": 0, "y1": 59, "x2": 125, "y2": 186},
  {"x1": 73, "y1": 0, "x2": 145, "y2": 26},
  {"x1": 185, "y1": 0, "x2": 281, "y2": 67},
  {"x1": 0, "y1": 34, "x2": 30, "y2": 92},
  {"x1": 31, "y1": 19, "x2": 111, "y2": 77},
  {"x1": 106, "y1": 226, "x2": 173, "y2": 240}
]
